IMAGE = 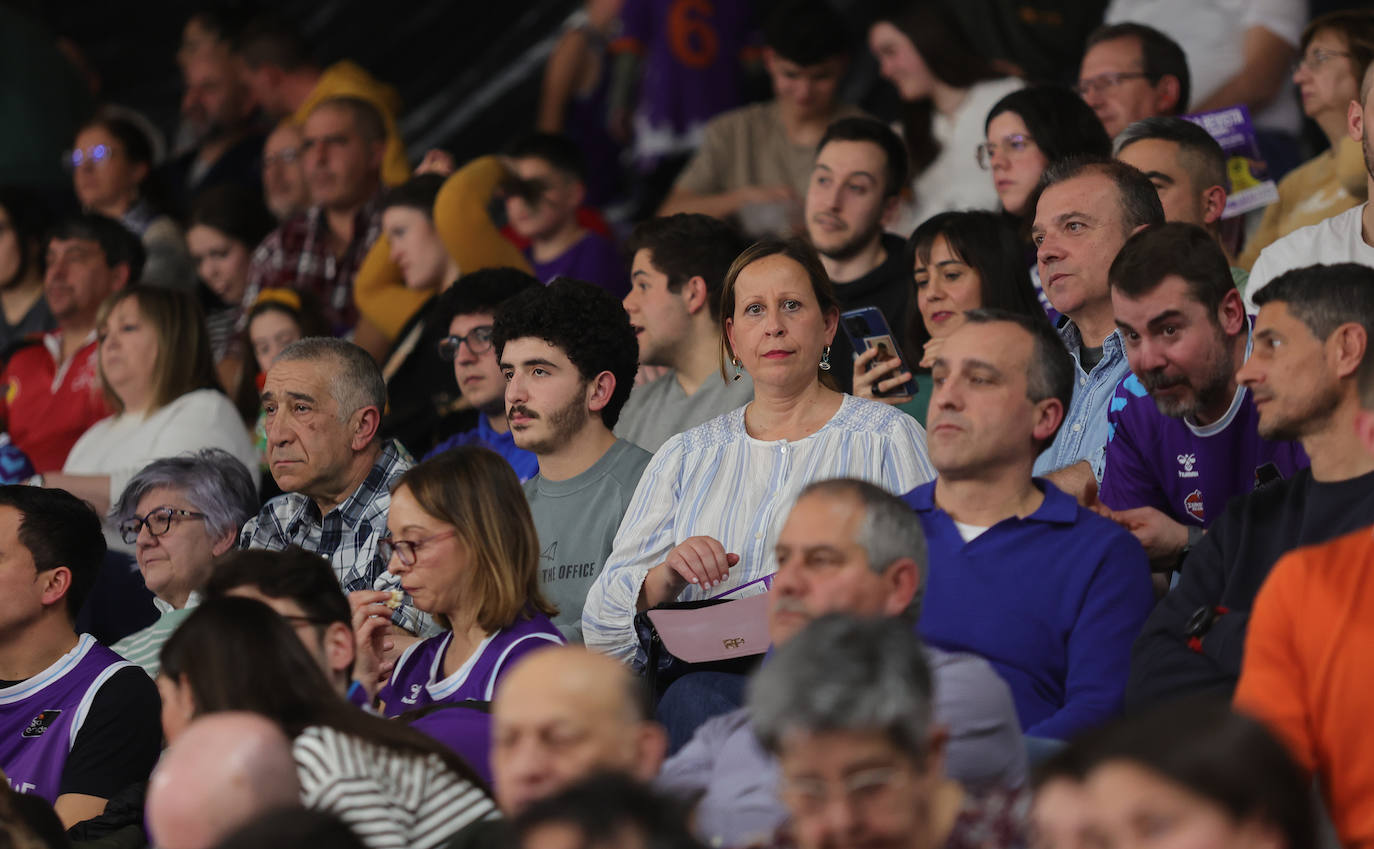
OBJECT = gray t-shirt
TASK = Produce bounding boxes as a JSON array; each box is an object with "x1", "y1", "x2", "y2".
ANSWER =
[
  {"x1": 525, "y1": 438, "x2": 652, "y2": 642},
  {"x1": 615, "y1": 370, "x2": 754, "y2": 453}
]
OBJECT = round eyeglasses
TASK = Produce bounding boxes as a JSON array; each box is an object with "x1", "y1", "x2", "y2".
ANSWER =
[
  {"x1": 438, "y1": 325, "x2": 495, "y2": 360},
  {"x1": 976, "y1": 134, "x2": 1036, "y2": 169},
  {"x1": 379, "y1": 529, "x2": 458, "y2": 565},
  {"x1": 65, "y1": 144, "x2": 115, "y2": 171},
  {"x1": 119, "y1": 507, "x2": 208, "y2": 545}
]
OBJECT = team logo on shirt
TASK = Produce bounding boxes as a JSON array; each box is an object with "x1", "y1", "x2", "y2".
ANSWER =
[
  {"x1": 401, "y1": 684, "x2": 422, "y2": 706},
  {"x1": 1176, "y1": 454, "x2": 1199, "y2": 478},
  {"x1": 1184, "y1": 489, "x2": 1205, "y2": 523},
  {"x1": 21, "y1": 710, "x2": 61, "y2": 738}
]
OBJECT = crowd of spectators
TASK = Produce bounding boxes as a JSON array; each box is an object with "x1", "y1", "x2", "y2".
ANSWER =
[{"x1": 3, "y1": 2, "x2": 1374, "y2": 849}]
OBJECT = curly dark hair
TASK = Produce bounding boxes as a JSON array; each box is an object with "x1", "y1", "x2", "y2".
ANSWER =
[{"x1": 492, "y1": 277, "x2": 639, "y2": 429}]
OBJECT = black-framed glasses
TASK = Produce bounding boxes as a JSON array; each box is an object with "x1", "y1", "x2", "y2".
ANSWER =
[
  {"x1": 64, "y1": 144, "x2": 115, "y2": 171},
  {"x1": 379, "y1": 529, "x2": 458, "y2": 565},
  {"x1": 976, "y1": 134, "x2": 1036, "y2": 169},
  {"x1": 438, "y1": 325, "x2": 494, "y2": 360},
  {"x1": 1293, "y1": 48, "x2": 1351, "y2": 74},
  {"x1": 119, "y1": 507, "x2": 207, "y2": 545},
  {"x1": 1074, "y1": 71, "x2": 1151, "y2": 97}
]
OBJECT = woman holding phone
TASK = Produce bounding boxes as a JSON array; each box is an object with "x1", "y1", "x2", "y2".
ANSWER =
[{"x1": 852, "y1": 210, "x2": 1049, "y2": 424}]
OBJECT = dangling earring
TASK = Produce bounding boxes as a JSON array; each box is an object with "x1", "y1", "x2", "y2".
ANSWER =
[
  {"x1": 732, "y1": 357, "x2": 743, "y2": 382},
  {"x1": 819, "y1": 345, "x2": 832, "y2": 371}
]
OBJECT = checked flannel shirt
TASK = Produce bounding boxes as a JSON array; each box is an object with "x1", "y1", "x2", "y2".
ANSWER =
[{"x1": 239, "y1": 439, "x2": 432, "y2": 635}]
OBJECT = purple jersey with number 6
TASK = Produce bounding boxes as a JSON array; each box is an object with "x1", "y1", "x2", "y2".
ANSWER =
[
  {"x1": 1100, "y1": 372, "x2": 1308, "y2": 527},
  {"x1": 0, "y1": 635, "x2": 133, "y2": 803},
  {"x1": 378, "y1": 613, "x2": 564, "y2": 714},
  {"x1": 613, "y1": 0, "x2": 757, "y2": 162}
]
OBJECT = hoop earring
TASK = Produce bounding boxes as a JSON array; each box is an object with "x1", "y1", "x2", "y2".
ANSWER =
[
  {"x1": 732, "y1": 357, "x2": 743, "y2": 382},
  {"x1": 819, "y1": 345, "x2": 831, "y2": 371}
]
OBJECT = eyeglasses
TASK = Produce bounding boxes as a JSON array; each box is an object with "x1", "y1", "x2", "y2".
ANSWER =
[
  {"x1": 119, "y1": 507, "x2": 208, "y2": 545},
  {"x1": 264, "y1": 147, "x2": 301, "y2": 167},
  {"x1": 977, "y1": 134, "x2": 1036, "y2": 169},
  {"x1": 1293, "y1": 48, "x2": 1351, "y2": 74},
  {"x1": 780, "y1": 765, "x2": 908, "y2": 811},
  {"x1": 438, "y1": 325, "x2": 495, "y2": 359},
  {"x1": 1074, "y1": 71, "x2": 1151, "y2": 97},
  {"x1": 379, "y1": 529, "x2": 458, "y2": 565},
  {"x1": 64, "y1": 144, "x2": 117, "y2": 171}
]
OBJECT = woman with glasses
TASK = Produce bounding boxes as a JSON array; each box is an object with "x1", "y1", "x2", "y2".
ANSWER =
[
  {"x1": 981, "y1": 86, "x2": 1112, "y2": 224},
  {"x1": 868, "y1": 1, "x2": 1022, "y2": 233},
  {"x1": 109, "y1": 449, "x2": 258, "y2": 676},
  {"x1": 68, "y1": 113, "x2": 194, "y2": 290},
  {"x1": 352, "y1": 446, "x2": 562, "y2": 747},
  {"x1": 422, "y1": 268, "x2": 541, "y2": 482},
  {"x1": 48, "y1": 286, "x2": 259, "y2": 547}
]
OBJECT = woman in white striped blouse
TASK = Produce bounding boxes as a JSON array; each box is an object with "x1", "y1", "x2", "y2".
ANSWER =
[
  {"x1": 158, "y1": 596, "x2": 497, "y2": 849},
  {"x1": 581, "y1": 239, "x2": 936, "y2": 665}
]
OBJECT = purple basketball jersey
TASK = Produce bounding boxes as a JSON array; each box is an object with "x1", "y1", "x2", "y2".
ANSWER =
[
  {"x1": 0, "y1": 635, "x2": 133, "y2": 803},
  {"x1": 379, "y1": 612, "x2": 564, "y2": 715}
]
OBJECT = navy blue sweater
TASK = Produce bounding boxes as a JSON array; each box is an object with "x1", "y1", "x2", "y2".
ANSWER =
[{"x1": 904, "y1": 479, "x2": 1153, "y2": 740}]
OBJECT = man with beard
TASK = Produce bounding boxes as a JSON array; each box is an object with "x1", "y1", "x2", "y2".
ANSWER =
[
  {"x1": 161, "y1": 41, "x2": 266, "y2": 217},
  {"x1": 803, "y1": 117, "x2": 910, "y2": 393},
  {"x1": 1245, "y1": 63, "x2": 1374, "y2": 310},
  {"x1": 494, "y1": 279, "x2": 650, "y2": 642},
  {"x1": 1128, "y1": 263, "x2": 1374, "y2": 708},
  {"x1": 1098, "y1": 224, "x2": 1308, "y2": 568}
]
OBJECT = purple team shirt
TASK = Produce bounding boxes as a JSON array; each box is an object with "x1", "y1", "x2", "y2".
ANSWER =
[
  {"x1": 527, "y1": 232, "x2": 629, "y2": 299},
  {"x1": 1101, "y1": 372, "x2": 1309, "y2": 527},
  {"x1": 615, "y1": 0, "x2": 756, "y2": 160},
  {"x1": 379, "y1": 612, "x2": 563, "y2": 712},
  {"x1": 0, "y1": 635, "x2": 132, "y2": 803}
]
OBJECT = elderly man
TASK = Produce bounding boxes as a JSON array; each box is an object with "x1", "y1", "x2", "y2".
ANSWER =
[
  {"x1": 145, "y1": 713, "x2": 301, "y2": 849},
  {"x1": 239, "y1": 337, "x2": 425, "y2": 635},
  {"x1": 751, "y1": 615, "x2": 1029, "y2": 849},
  {"x1": 0, "y1": 486, "x2": 161, "y2": 827},
  {"x1": 656, "y1": 478, "x2": 1027, "y2": 849}
]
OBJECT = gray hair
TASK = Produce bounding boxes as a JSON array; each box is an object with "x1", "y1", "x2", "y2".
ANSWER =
[
  {"x1": 274, "y1": 337, "x2": 386, "y2": 428},
  {"x1": 1114, "y1": 116, "x2": 1228, "y2": 194},
  {"x1": 749, "y1": 614, "x2": 935, "y2": 762},
  {"x1": 113, "y1": 449, "x2": 259, "y2": 539},
  {"x1": 796, "y1": 478, "x2": 928, "y2": 619}
]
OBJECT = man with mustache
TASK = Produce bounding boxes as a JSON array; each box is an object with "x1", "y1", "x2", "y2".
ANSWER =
[
  {"x1": 494, "y1": 279, "x2": 650, "y2": 642},
  {"x1": 803, "y1": 117, "x2": 910, "y2": 393},
  {"x1": 1128, "y1": 263, "x2": 1374, "y2": 708},
  {"x1": 1099, "y1": 223, "x2": 1308, "y2": 568}
]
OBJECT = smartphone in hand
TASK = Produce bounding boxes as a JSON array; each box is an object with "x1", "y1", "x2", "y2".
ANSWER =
[{"x1": 840, "y1": 307, "x2": 919, "y2": 397}]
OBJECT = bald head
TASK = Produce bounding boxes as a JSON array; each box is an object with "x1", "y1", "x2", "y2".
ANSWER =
[
  {"x1": 491, "y1": 647, "x2": 667, "y2": 815},
  {"x1": 146, "y1": 713, "x2": 301, "y2": 849}
]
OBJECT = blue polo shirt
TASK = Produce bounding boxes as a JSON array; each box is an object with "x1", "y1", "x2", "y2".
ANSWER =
[
  {"x1": 902, "y1": 479, "x2": 1153, "y2": 740},
  {"x1": 424, "y1": 415, "x2": 539, "y2": 482}
]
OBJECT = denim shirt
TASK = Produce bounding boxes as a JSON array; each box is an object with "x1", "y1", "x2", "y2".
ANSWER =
[{"x1": 1033, "y1": 321, "x2": 1130, "y2": 481}]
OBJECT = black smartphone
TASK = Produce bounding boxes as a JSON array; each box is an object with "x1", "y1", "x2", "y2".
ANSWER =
[{"x1": 840, "y1": 307, "x2": 918, "y2": 397}]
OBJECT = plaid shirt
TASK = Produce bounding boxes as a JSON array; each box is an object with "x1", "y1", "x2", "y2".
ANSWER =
[
  {"x1": 238, "y1": 439, "x2": 432, "y2": 635},
  {"x1": 243, "y1": 194, "x2": 382, "y2": 335}
]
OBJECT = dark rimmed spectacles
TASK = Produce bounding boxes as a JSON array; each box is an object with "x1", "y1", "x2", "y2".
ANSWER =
[
  {"x1": 1074, "y1": 71, "x2": 1151, "y2": 97},
  {"x1": 438, "y1": 325, "x2": 494, "y2": 360},
  {"x1": 379, "y1": 530, "x2": 458, "y2": 565},
  {"x1": 119, "y1": 507, "x2": 207, "y2": 545}
]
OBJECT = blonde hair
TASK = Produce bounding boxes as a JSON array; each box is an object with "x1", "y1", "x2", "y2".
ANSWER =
[
  {"x1": 96, "y1": 286, "x2": 218, "y2": 415},
  {"x1": 394, "y1": 446, "x2": 555, "y2": 631}
]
